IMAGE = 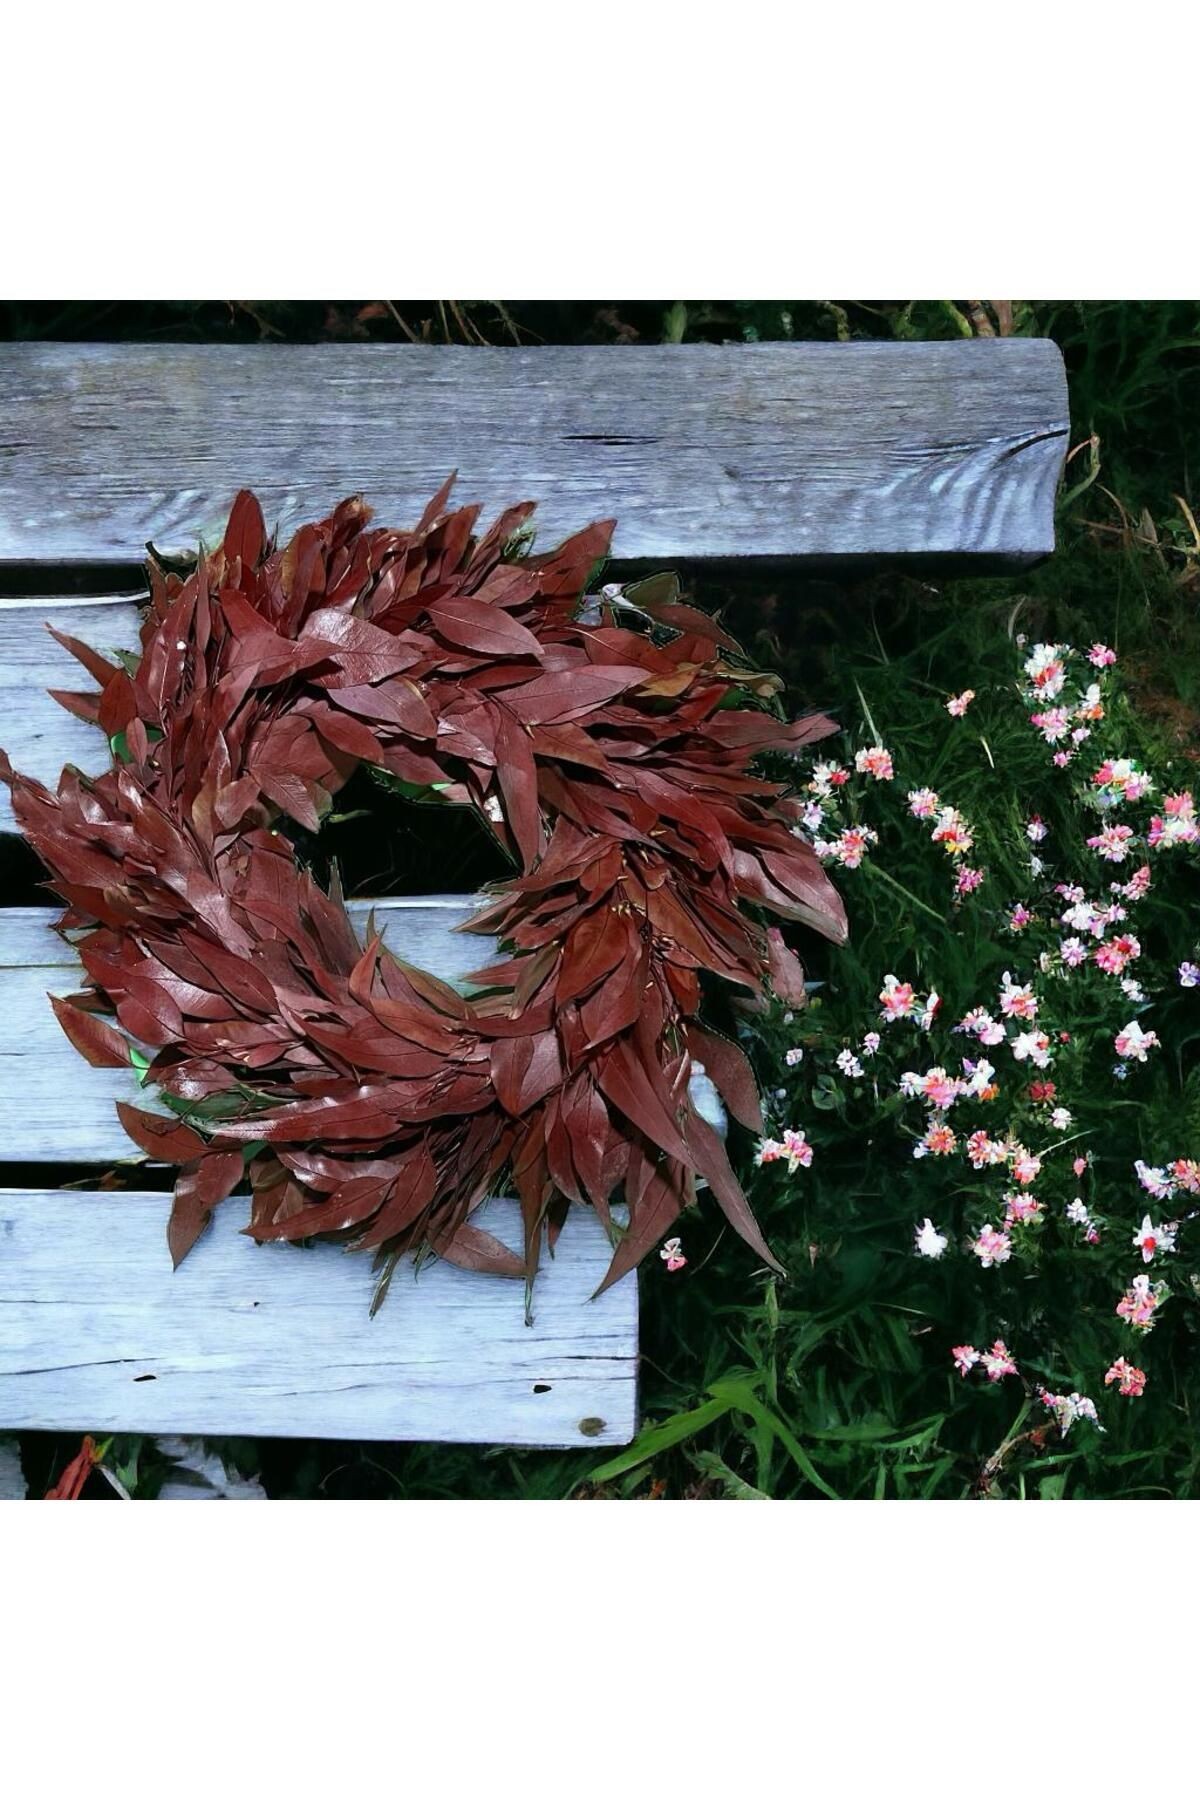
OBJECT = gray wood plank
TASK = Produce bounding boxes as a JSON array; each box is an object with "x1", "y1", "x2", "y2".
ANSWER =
[
  {"x1": 0, "y1": 595, "x2": 141, "y2": 831},
  {"x1": 0, "y1": 902, "x2": 726, "y2": 1161},
  {"x1": 0, "y1": 1189, "x2": 637, "y2": 1446},
  {"x1": 0, "y1": 340, "x2": 1068, "y2": 565}
]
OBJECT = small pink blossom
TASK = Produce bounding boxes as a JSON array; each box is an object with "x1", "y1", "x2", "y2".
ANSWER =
[
  {"x1": 1132, "y1": 1214, "x2": 1177, "y2": 1264},
  {"x1": 1060, "y1": 936, "x2": 1087, "y2": 967},
  {"x1": 855, "y1": 746, "x2": 894, "y2": 782},
  {"x1": 1179, "y1": 962, "x2": 1200, "y2": 988},
  {"x1": 998, "y1": 973, "x2": 1037, "y2": 1021},
  {"x1": 1010, "y1": 1147, "x2": 1042, "y2": 1187},
  {"x1": 1088, "y1": 644, "x2": 1116, "y2": 668},
  {"x1": 931, "y1": 806, "x2": 974, "y2": 857},
  {"x1": 946, "y1": 689, "x2": 975, "y2": 717},
  {"x1": 952, "y1": 1344, "x2": 980, "y2": 1376},
  {"x1": 981, "y1": 1339, "x2": 1019, "y2": 1381},
  {"x1": 1004, "y1": 1192, "x2": 1043, "y2": 1228},
  {"x1": 1032, "y1": 707, "x2": 1071, "y2": 744},
  {"x1": 1116, "y1": 1273, "x2": 1166, "y2": 1332},
  {"x1": 1073, "y1": 1156, "x2": 1088, "y2": 1177},
  {"x1": 861, "y1": 1031, "x2": 881, "y2": 1056},
  {"x1": 1087, "y1": 823, "x2": 1136, "y2": 864},
  {"x1": 916, "y1": 1121, "x2": 957, "y2": 1158},
  {"x1": 879, "y1": 975, "x2": 917, "y2": 1021},
  {"x1": 955, "y1": 866, "x2": 985, "y2": 895},
  {"x1": 1114, "y1": 1020, "x2": 1159, "y2": 1063},
  {"x1": 907, "y1": 787, "x2": 940, "y2": 819},
  {"x1": 1104, "y1": 1357, "x2": 1145, "y2": 1397},
  {"x1": 1026, "y1": 816, "x2": 1049, "y2": 842},
  {"x1": 1095, "y1": 934, "x2": 1141, "y2": 976},
  {"x1": 659, "y1": 1236, "x2": 687, "y2": 1273},
  {"x1": 1009, "y1": 904, "x2": 1034, "y2": 932},
  {"x1": 967, "y1": 1130, "x2": 1007, "y2": 1169},
  {"x1": 972, "y1": 1225, "x2": 1012, "y2": 1268}
]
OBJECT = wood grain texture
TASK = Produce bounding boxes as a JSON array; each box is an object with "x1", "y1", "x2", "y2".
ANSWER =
[
  {"x1": 0, "y1": 340, "x2": 1068, "y2": 565},
  {"x1": 0, "y1": 1190, "x2": 638, "y2": 1445},
  {"x1": 0, "y1": 595, "x2": 140, "y2": 830},
  {"x1": 0, "y1": 902, "x2": 726, "y2": 1161}
]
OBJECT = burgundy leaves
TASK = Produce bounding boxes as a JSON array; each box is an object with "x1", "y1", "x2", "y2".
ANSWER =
[{"x1": 1, "y1": 485, "x2": 845, "y2": 1303}]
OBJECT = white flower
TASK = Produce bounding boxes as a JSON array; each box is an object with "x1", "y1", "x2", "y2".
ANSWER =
[
  {"x1": 1132, "y1": 1214, "x2": 1177, "y2": 1264},
  {"x1": 914, "y1": 1218, "x2": 948, "y2": 1259},
  {"x1": 1049, "y1": 1106, "x2": 1073, "y2": 1131},
  {"x1": 1115, "y1": 1020, "x2": 1159, "y2": 1063},
  {"x1": 836, "y1": 1049, "x2": 865, "y2": 1079}
]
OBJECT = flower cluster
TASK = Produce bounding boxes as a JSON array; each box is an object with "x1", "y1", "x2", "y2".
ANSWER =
[{"x1": 778, "y1": 634, "x2": 1200, "y2": 1445}]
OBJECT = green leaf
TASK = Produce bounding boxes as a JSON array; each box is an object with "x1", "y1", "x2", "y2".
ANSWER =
[{"x1": 589, "y1": 1395, "x2": 735, "y2": 1483}]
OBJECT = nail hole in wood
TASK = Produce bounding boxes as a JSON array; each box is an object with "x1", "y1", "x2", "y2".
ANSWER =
[
  {"x1": 532, "y1": 1382, "x2": 551, "y2": 1394},
  {"x1": 133, "y1": 1373, "x2": 156, "y2": 1382}
]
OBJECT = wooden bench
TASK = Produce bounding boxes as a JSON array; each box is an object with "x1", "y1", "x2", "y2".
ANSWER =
[{"x1": 0, "y1": 336, "x2": 1069, "y2": 1457}]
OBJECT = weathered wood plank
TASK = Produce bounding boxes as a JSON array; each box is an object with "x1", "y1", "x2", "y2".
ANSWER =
[
  {"x1": 0, "y1": 595, "x2": 141, "y2": 831},
  {"x1": 0, "y1": 902, "x2": 726, "y2": 1161},
  {"x1": 0, "y1": 340, "x2": 1069, "y2": 566},
  {"x1": 0, "y1": 1189, "x2": 637, "y2": 1445}
]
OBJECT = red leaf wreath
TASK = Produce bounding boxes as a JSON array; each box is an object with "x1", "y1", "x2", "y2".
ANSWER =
[{"x1": 2, "y1": 486, "x2": 846, "y2": 1303}]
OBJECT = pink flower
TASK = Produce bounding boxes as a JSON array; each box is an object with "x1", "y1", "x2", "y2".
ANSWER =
[
  {"x1": 659, "y1": 1236, "x2": 687, "y2": 1273},
  {"x1": 967, "y1": 1130, "x2": 1007, "y2": 1169},
  {"x1": 862, "y1": 1031, "x2": 881, "y2": 1056},
  {"x1": 1009, "y1": 904, "x2": 1034, "y2": 932},
  {"x1": 1172, "y1": 1159, "x2": 1200, "y2": 1195},
  {"x1": 919, "y1": 1068, "x2": 960, "y2": 1109},
  {"x1": 1010, "y1": 1147, "x2": 1042, "y2": 1187},
  {"x1": 908, "y1": 787, "x2": 940, "y2": 819},
  {"x1": 998, "y1": 973, "x2": 1037, "y2": 1021},
  {"x1": 1114, "y1": 1020, "x2": 1159, "y2": 1063},
  {"x1": 972, "y1": 1225, "x2": 1012, "y2": 1268},
  {"x1": 1032, "y1": 707, "x2": 1071, "y2": 744},
  {"x1": 955, "y1": 866, "x2": 985, "y2": 895},
  {"x1": 1088, "y1": 644, "x2": 1117, "y2": 667},
  {"x1": 1087, "y1": 824, "x2": 1136, "y2": 864},
  {"x1": 917, "y1": 1122, "x2": 958, "y2": 1158},
  {"x1": 780, "y1": 1128, "x2": 814, "y2": 1171},
  {"x1": 1116, "y1": 1274, "x2": 1166, "y2": 1332},
  {"x1": 879, "y1": 975, "x2": 917, "y2": 1021},
  {"x1": 1180, "y1": 962, "x2": 1200, "y2": 988},
  {"x1": 1121, "y1": 864, "x2": 1152, "y2": 901},
  {"x1": 1148, "y1": 792, "x2": 1199, "y2": 850},
  {"x1": 1060, "y1": 936, "x2": 1087, "y2": 967},
  {"x1": 1004, "y1": 1192, "x2": 1043, "y2": 1228},
  {"x1": 981, "y1": 1339, "x2": 1018, "y2": 1381},
  {"x1": 1132, "y1": 1214, "x2": 1176, "y2": 1264},
  {"x1": 1052, "y1": 750, "x2": 1072, "y2": 768},
  {"x1": 931, "y1": 807, "x2": 974, "y2": 857},
  {"x1": 1095, "y1": 935, "x2": 1141, "y2": 976},
  {"x1": 832, "y1": 825, "x2": 878, "y2": 869},
  {"x1": 1104, "y1": 1357, "x2": 1145, "y2": 1397},
  {"x1": 855, "y1": 746, "x2": 894, "y2": 782},
  {"x1": 1024, "y1": 644, "x2": 1067, "y2": 696},
  {"x1": 946, "y1": 689, "x2": 976, "y2": 717},
  {"x1": 1073, "y1": 1156, "x2": 1088, "y2": 1177},
  {"x1": 1039, "y1": 1390, "x2": 1102, "y2": 1436},
  {"x1": 1026, "y1": 816, "x2": 1049, "y2": 842},
  {"x1": 952, "y1": 1344, "x2": 980, "y2": 1376}
]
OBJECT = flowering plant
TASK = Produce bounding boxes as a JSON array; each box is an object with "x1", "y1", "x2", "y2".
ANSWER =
[{"x1": 733, "y1": 631, "x2": 1200, "y2": 1492}]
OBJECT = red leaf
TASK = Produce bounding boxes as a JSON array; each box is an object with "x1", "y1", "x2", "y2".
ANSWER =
[
  {"x1": 116, "y1": 1103, "x2": 206, "y2": 1164},
  {"x1": 223, "y1": 489, "x2": 267, "y2": 570},
  {"x1": 49, "y1": 994, "x2": 130, "y2": 1069},
  {"x1": 429, "y1": 594, "x2": 543, "y2": 659}
]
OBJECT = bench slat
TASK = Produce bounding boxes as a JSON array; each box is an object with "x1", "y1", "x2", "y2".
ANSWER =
[
  {"x1": 0, "y1": 340, "x2": 1068, "y2": 565},
  {"x1": 0, "y1": 901, "x2": 725, "y2": 1161},
  {"x1": 0, "y1": 1189, "x2": 637, "y2": 1446}
]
